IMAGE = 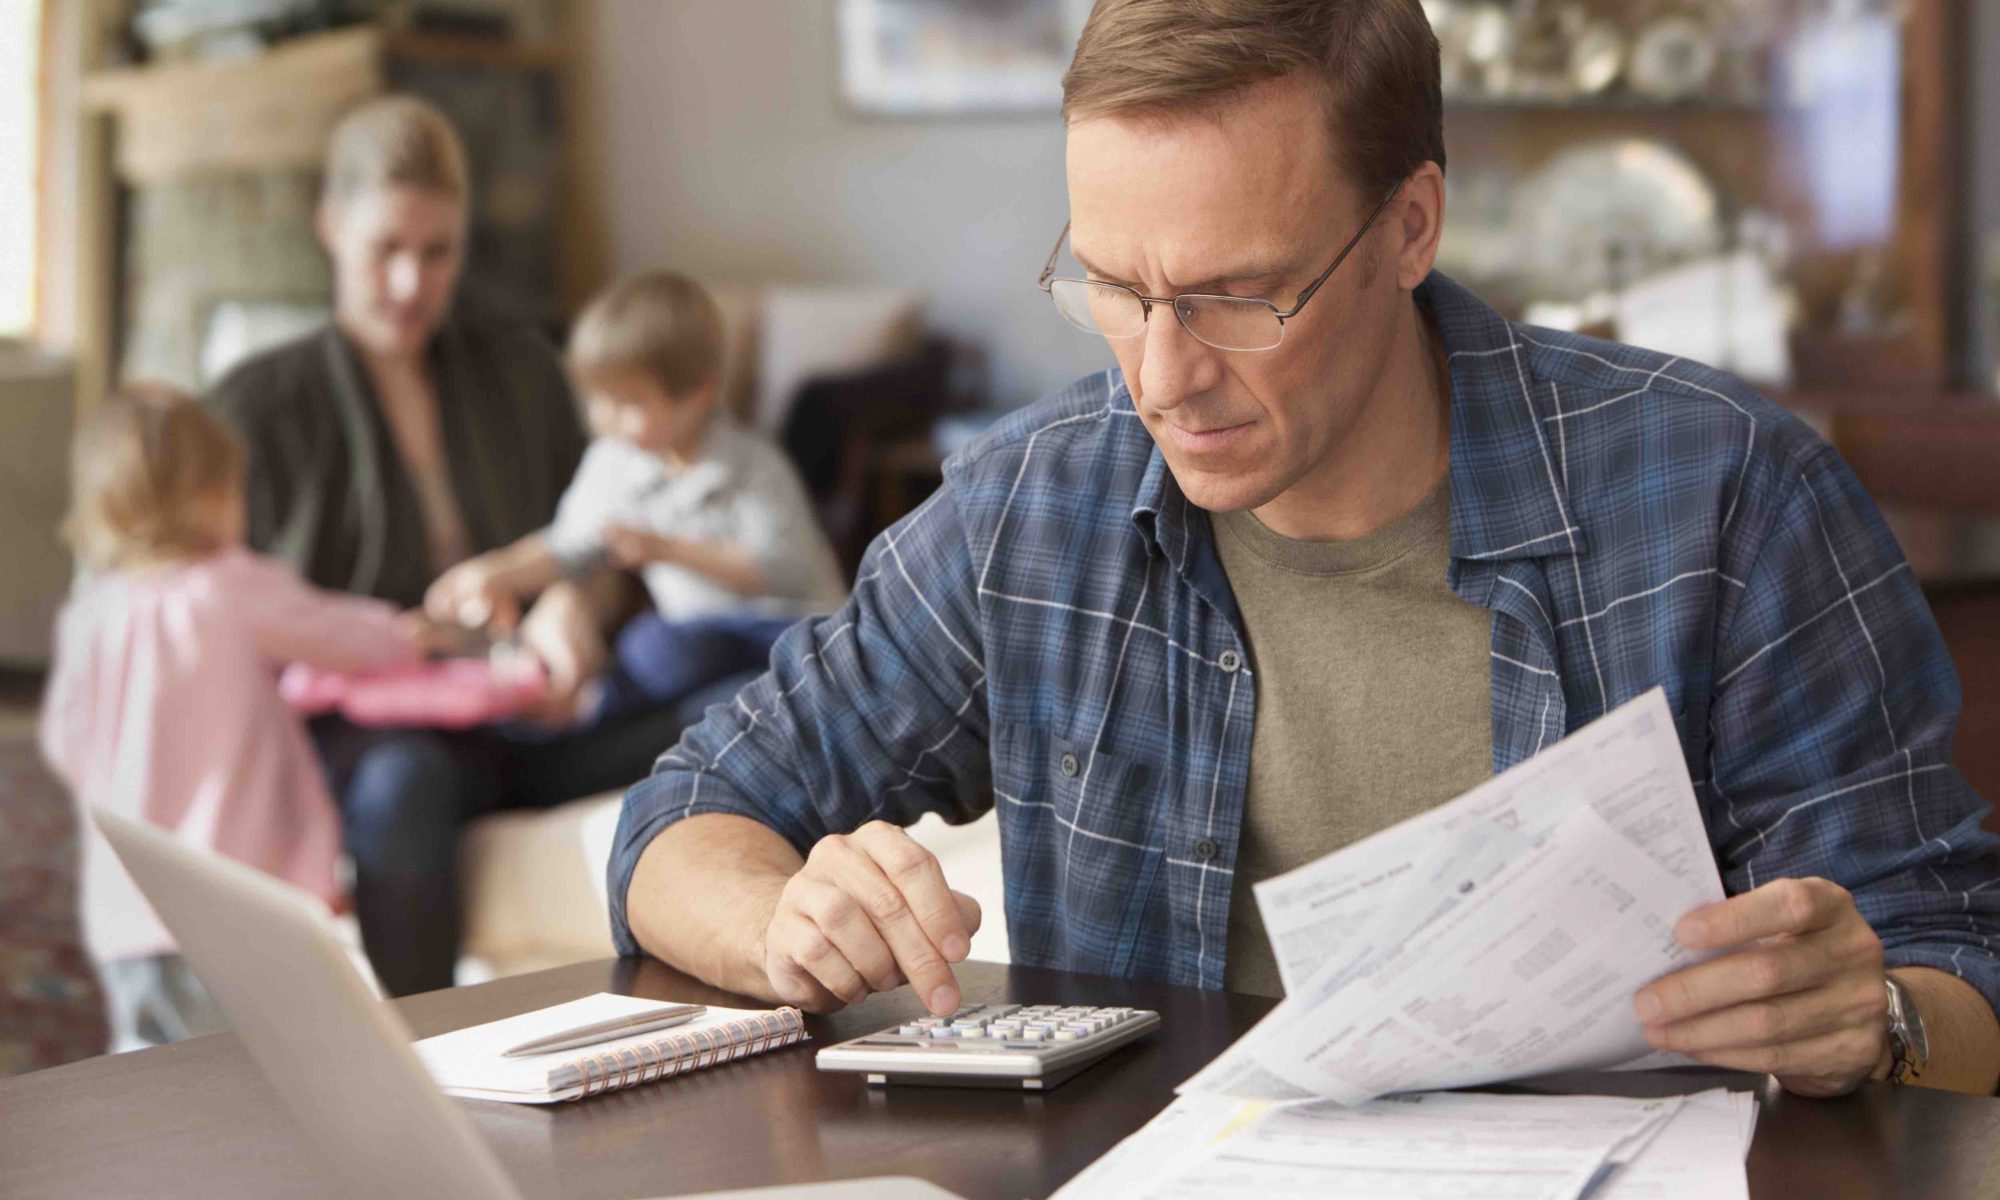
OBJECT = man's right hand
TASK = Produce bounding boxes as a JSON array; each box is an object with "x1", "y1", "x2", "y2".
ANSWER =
[{"x1": 760, "y1": 821, "x2": 980, "y2": 1017}]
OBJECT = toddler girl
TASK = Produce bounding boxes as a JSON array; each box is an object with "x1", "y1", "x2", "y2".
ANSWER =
[{"x1": 40, "y1": 385, "x2": 427, "y2": 1049}]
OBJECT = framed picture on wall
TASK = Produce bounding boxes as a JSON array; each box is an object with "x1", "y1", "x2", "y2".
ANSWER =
[{"x1": 837, "y1": 0, "x2": 1092, "y2": 116}]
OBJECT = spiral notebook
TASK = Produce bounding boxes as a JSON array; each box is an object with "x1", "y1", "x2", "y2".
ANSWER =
[{"x1": 414, "y1": 993, "x2": 809, "y2": 1105}]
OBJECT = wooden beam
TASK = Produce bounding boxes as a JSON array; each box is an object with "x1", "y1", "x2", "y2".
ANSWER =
[
  {"x1": 36, "y1": 0, "x2": 128, "y2": 411},
  {"x1": 1895, "y1": 0, "x2": 1962, "y2": 390}
]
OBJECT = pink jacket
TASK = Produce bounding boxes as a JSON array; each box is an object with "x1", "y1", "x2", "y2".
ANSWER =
[{"x1": 40, "y1": 547, "x2": 419, "y2": 962}]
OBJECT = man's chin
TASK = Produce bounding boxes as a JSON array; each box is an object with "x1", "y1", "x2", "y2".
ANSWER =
[{"x1": 1165, "y1": 457, "x2": 1290, "y2": 516}]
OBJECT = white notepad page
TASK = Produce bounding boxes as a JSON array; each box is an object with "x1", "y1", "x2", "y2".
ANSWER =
[{"x1": 414, "y1": 993, "x2": 790, "y2": 1104}]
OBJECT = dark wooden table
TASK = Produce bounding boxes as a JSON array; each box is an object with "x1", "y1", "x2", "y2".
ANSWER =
[{"x1": 2, "y1": 958, "x2": 1996, "y2": 1198}]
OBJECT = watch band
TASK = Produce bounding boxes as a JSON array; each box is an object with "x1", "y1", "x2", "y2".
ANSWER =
[{"x1": 1883, "y1": 974, "x2": 1929, "y2": 1085}]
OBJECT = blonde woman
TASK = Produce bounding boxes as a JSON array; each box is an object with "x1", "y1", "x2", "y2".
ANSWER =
[{"x1": 206, "y1": 97, "x2": 703, "y2": 996}]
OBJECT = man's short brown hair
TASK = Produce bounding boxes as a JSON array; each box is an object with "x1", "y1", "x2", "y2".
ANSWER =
[
  {"x1": 1062, "y1": 0, "x2": 1445, "y2": 204},
  {"x1": 566, "y1": 271, "x2": 725, "y2": 398}
]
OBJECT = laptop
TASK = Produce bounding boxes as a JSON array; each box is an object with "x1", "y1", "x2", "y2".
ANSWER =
[{"x1": 92, "y1": 807, "x2": 961, "y2": 1200}]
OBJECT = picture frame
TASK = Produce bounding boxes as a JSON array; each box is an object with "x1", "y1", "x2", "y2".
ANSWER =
[{"x1": 836, "y1": 0, "x2": 1091, "y2": 117}]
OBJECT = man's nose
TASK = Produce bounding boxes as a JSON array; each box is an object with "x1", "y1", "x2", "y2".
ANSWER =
[{"x1": 1135, "y1": 302, "x2": 1221, "y2": 410}]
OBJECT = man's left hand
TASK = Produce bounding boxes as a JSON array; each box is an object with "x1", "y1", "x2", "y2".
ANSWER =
[{"x1": 1635, "y1": 876, "x2": 1890, "y2": 1097}]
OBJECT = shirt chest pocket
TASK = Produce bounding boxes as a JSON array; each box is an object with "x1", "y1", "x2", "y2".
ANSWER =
[{"x1": 991, "y1": 722, "x2": 1165, "y2": 977}]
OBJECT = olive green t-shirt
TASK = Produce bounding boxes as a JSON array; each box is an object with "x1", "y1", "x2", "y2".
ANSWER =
[{"x1": 1214, "y1": 479, "x2": 1494, "y2": 997}]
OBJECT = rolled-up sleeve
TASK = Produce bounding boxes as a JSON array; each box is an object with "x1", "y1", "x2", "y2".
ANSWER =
[
  {"x1": 607, "y1": 481, "x2": 993, "y2": 955},
  {"x1": 1709, "y1": 443, "x2": 2000, "y2": 1011}
]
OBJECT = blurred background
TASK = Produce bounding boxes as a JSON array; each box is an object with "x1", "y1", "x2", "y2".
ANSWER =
[{"x1": 2, "y1": 0, "x2": 1997, "y2": 1073}]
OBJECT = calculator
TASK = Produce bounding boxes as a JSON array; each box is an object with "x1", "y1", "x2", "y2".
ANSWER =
[{"x1": 814, "y1": 1002, "x2": 1161, "y2": 1090}]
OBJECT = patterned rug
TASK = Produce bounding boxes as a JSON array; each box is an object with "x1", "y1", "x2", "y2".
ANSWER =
[{"x1": 0, "y1": 694, "x2": 109, "y2": 1075}]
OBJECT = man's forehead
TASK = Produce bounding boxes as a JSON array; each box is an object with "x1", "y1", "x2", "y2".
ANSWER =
[
  {"x1": 1064, "y1": 112, "x2": 1347, "y2": 286},
  {"x1": 1062, "y1": 79, "x2": 1363, "y2": 277}
]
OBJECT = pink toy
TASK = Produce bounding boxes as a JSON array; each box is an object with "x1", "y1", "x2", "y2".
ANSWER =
[{"x1": 280, "y1": 656, "x2": 549, "y2": 729}]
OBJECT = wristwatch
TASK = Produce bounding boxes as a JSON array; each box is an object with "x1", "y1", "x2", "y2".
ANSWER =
[{"x1": 1883, "y1": 974, "x2": 1929, "y2": 1085}]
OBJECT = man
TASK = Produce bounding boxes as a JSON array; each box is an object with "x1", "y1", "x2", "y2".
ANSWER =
[{"x1": 611, "y1": 0, "x2": 2000, "y2": 1097}]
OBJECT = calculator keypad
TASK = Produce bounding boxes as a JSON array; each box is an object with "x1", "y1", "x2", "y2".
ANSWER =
[{"x1": 816, "y1": 1001, "x2": 1162, "y2": 1089}]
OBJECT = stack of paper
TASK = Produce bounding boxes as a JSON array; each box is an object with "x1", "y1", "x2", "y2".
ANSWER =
[
  {"x1": 1182, "y1": 688, "x2": 1728, "y2": 1105},
  {"x1": 1054, "y1": 1087, "x2": 1758, "y2": 1200}
]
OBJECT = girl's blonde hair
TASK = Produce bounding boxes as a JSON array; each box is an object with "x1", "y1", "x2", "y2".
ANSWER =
[
  {"x1": 321, "y1": 94, "x2": 470, "y2": 211},
  {"x1": 64, "y1": 384, "x2": 246, "y2": 571}
]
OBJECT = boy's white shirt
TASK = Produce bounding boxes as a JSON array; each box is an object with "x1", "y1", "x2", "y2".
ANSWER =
[{"x1": 545, "y1": 419, "x2": 847, "y2": 621}]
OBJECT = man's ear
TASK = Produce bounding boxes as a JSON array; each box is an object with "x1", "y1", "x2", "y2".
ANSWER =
[{"x1": 1395, "y1": 161, "x2": 1448, "y2": 292}]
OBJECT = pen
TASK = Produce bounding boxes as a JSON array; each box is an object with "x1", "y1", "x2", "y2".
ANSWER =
[{"x1": 500, "y1": 1003, "x2": 707, "y2": 1058}]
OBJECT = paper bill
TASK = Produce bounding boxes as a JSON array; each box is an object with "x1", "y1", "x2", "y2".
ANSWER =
[
  {"x1": 1181, "y1": 688, "x2": 1726, "y2": 1103},
  {"x1": 1056, "y1": 1090, "x2": 1688, "y2": 1200}
]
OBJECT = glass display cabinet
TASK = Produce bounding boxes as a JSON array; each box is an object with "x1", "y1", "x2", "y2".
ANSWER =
[{"x1": 1428, "y1": 0, "x2": 1961, "y2": 394}]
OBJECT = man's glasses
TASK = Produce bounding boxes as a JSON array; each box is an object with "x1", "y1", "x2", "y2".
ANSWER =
[{"x1": 1036, "y1": 181, "x2": 1404, "y2": 353}]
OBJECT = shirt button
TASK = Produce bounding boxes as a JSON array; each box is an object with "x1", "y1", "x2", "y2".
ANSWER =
[
  {"x1": 1193, "y1": 837, "x2": 1219, "y2": 861},
  {"x1": 1218, "y1": 650, "x2": 1242, "y2": 673},
  {"x1": 1059, "y1": 752, "x2": 1081, "y2": 778}
]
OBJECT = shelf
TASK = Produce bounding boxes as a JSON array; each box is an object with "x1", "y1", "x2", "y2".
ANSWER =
[
  {"x1": 80, "y1": 24, "x2": 563, "y2": 185},
  {"x1": 1445, "y1": 94, "x2": 1776, "y2": 115}
]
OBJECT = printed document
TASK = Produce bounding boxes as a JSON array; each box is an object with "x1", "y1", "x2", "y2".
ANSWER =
[
  {"x1": 1181, "y1": 688, "x2": 1727, "y2": 1104},
  {"x1": 1054, "y1": 1088, "x2": 1756, "y2": 1200}
]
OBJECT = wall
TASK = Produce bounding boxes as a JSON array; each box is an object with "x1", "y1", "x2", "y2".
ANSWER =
[
  {"x1": 0, "y1": 349, "x2": 74, "y2": 667},
  {"x1": 586, "y1": 0, "x2": 1114, "y2": 410}
]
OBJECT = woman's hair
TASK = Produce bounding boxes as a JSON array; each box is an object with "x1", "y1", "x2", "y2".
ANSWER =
[
  {"x1": 566, "y1": 271, "x2": 726, "y2": 398},
  {"x1": 1061, "y1": 0, "x2": 1445, "y2": 204},
  {"x1": 321, "y1": 94, "x2": 470, "y2": 210},
  {"x1": 63, "y1": 384, "x2": 246, "y2": 572}
]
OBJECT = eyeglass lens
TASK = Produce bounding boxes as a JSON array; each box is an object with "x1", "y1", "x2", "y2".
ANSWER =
[{"x1": 1049, "y1": 279, "x2": 1285, "y2": 352}]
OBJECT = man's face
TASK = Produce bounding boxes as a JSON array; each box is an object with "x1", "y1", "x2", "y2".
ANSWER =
[
  {"x1": 320, "y1": 184, "x2": 466, "y2": 360},
  {"x1": 1065, "y1": 77, "x2": 1409, "y2": 515}
]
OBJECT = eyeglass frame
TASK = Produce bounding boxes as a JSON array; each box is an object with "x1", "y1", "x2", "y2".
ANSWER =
[{"x1": 1035, "y1": 179, "x2": 1406, "y2": 352}]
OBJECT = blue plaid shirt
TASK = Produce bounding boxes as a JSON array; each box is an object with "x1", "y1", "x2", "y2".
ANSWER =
[{"x1": 610, "y1": 272, "x2": 2000, "y2": 1010}]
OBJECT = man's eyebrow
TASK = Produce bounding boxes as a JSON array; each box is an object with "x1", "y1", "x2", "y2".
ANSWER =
[{"x1": 1068, "y1": 245, "x2": 1304, "y2": 294}]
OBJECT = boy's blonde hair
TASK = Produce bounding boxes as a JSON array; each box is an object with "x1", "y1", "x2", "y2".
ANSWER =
[
  {"x1": 566, "y1": 271, "x2": 725, "y2": 399},
  {"x1": 321, "y1": 94, "x2": 470, "y2": 210},
  {"x1": 64, "y1": 384, "x2": 245, "y2": 571}
]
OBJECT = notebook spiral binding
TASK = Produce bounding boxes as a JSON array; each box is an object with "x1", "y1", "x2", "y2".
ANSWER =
[{"x1": 571, "y1": 1007, "x2": 807, "y2": 1099}]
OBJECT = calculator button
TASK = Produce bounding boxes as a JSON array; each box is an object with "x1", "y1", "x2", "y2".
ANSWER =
[
  {"x1": 1054, "y1": 1031, "x2": 1082, "y2": 1042},
  {"x1": 898, "y1": 1025, "x2": 924, "y2": 1036}
]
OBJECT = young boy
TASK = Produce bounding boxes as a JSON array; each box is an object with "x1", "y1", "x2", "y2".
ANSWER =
[{"x1": 426, "y1": 271, "x2": 846, "y2": 720}]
